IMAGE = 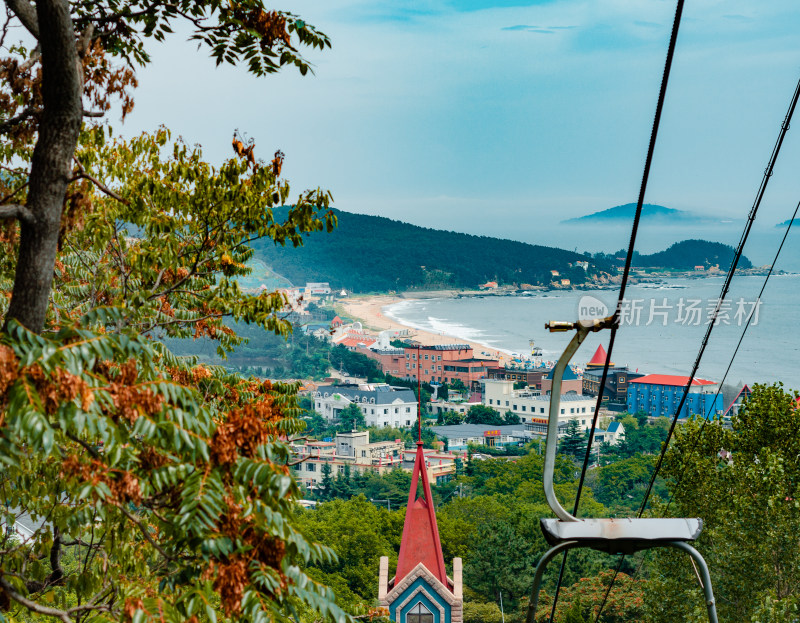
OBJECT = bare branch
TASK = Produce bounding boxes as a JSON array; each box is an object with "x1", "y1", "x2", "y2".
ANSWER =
[
  {"x1": 5, "y1": 0, "x2": 39, "y2": 38},
  {"x1": 0, "y1": 575, "x2": 71, "y2": 623},
  {"x1": 0, "y1": 203, "x2": 34, "y2": 223},
  {"x1": 82, "y1": 110, "x2": 104, "y2": 118}
]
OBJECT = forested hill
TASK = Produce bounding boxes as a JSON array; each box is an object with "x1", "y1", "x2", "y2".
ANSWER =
[
  {"x1": 635, "y1": 240, "x2": 752, "y2": 270},
  {"x1": 253, "y1": 209, "x2": 609, "y2": 292}
]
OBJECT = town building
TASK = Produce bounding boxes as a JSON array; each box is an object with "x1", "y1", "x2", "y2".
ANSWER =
[
  {"x1": 482, "y1": 379, "x2": 599, "y2": 435},
  {"x1": 487, "y1": 366, "x2": 548, "y2": 390},
  {"x1": 540, "y1": 366, "x2": 583, "y2": 395},
  {"x1": 627, "y1": 374, "x2": 723, "y2": 419},
  {"x1": 431, "y1": 424, "x2": 529, "y2": 451},
  {"x1": 582, "y1": 367, "x2": 644, "y2": 404},
  {"x1": 426, "y1": 397, "x2": 482, "y2": 418},
  {"x1": 360, "y1": 346, "x2": 407, "y2": 377},
  {"x1": 313, "y1": 384, "x2": 418, "y2": 428},
  {"x1": 291, "y1": 431, "x2": 404, "y2": 490},
  {"x1": 379, "y1": 442, "x2": 463, "y2": 623},
  {"x1": 402, "y1": 344, "x2": 498, "y2": 389},
  {"x1": 304, "y1": 282, "x2": 331, "y2": 295}
]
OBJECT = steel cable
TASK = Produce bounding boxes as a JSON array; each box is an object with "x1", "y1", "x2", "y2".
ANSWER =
[
  {"x1": 545, "y1": 1, "x2": 686, "y2": 619},
  {"x1": 592, "y1": 75, "x2": 800, "y2": 623}
]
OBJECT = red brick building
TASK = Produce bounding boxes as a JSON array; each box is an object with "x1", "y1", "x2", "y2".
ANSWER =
[{"x1": 402, "y1": 344, "x2": 497, "y2": 389}]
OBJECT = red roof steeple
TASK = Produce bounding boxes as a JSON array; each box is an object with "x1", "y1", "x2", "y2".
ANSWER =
[
  {"x1": 394, "y1": 442, "x2": 448, "y2": 586},
  {"x1": 587, "y1": 344, "x2": 614, "y2": 368}
]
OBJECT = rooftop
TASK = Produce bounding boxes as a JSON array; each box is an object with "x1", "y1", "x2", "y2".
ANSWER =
[
  {"x1": 546, "y1": 366, "x2": 579, "y2": 380},
  {"x1": 526, "y1": 393, "x2": 594, "y2": 402},
  {"x1": 317, "y1": 384, "x2": 417, "y2": 404},
  {"x1": 408, "y1": 344, "x2": 472, "y2": 351},
  {"x1": 630, "y1": 374, "x2": 716, "y2": 387}
]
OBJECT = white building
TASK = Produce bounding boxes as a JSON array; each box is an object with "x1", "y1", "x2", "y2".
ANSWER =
[
  {"x1": 305, "y1": 282, "x2": 331, "y2": 295},
  {"x1": 314, "y1": 383, "x2": 418, "y2": 428},
  {"x1": 593, "y1": 421, "x2": 625, "y2": 446},
  {"x1": 483, "y1": 379, "x2": 598, "y2": 436}
]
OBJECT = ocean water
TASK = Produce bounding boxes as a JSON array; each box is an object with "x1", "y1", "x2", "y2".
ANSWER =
[{"x1": 384, "y1": 274, "x2": 800, "y2": 388}]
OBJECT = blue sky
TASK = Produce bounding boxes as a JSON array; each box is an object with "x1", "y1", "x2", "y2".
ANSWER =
[{"x1": 125, "y1": 0, "x2": 800, "y2": 248}]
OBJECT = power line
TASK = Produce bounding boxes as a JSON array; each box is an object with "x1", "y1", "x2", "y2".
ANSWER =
[
  {"x1": 593, "y1": 74, "x2": 800, "y2": 623},
  {"x1": 546, "y1": 1, "x2": 687, "y2": 619}
]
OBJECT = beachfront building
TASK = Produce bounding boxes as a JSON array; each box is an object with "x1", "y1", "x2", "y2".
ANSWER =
[
  {"x1": 360, "y1": 346, "x2": 407, "y2": 377},
  {"x1": 304, "y1": 282, "x2": 331, "y2": 296},
  {"x1": 402, "y1": 344, "x2": 498, "y2": 390},
  {"x1": 431, "y1": 424, "x2": 528, "y2": 452},
  {"x1": 482, "y1": 379, "x2": 598, "y2": 435},
  {"x1": 627, "y1": 374, "x2": 723, "y2": 419},
  {"x1": 314, "y1": 384, "x2": 418, "y2": 428}
]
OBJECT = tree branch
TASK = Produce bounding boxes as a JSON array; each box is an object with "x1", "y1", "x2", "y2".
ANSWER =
[
  {"x1": 6, "y1": 0, "x2": 39, "y2": 38},
  {"x1": 0, "y1": 108, "x2": 36, "y2": 133},
  {"x1": 0, "y1": 575, "x2": 71, "y2": 623},
  {"x1": 117, "y1": 504, "x2": 174, "y2": 562},
  {"x1": 0, "y1": 203, "x2": 34, "y2": 224},
  {"x1": 71, "y1": 158, "x2": 126, "y2": 204}
]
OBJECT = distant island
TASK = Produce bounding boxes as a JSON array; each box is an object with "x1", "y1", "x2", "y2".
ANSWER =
[
  {"x1": 563, "y1": 203, "x2": 715, "y2": 224},
  {"x1": 776, "y1": 218, "x2": 800, "y2": 228}
]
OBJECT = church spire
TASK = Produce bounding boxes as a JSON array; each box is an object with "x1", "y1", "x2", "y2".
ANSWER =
[{"x1": 394, "y1": 442, "x2": 448, "y2": 585}]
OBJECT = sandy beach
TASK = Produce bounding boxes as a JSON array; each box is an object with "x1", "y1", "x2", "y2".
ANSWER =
[{"x1": 339, "y1": 293, "x2": 510, "y2": 363}]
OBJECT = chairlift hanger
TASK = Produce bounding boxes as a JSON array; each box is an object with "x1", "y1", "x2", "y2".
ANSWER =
[{"x1": 525, "y1": 316, "x2": 719, "y2": 623}]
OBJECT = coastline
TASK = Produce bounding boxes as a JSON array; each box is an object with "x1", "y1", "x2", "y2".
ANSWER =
[{"x1": 338, "y1": 293, "x2": 511, "y2": 363}]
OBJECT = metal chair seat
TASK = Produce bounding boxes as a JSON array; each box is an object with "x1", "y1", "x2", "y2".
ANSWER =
[
  {"x1": 540, "y1": 517, "x2": 703, "y2": 555},
  {"x1": 525, "y1": 317, "x2": 718, "y2": 623}
]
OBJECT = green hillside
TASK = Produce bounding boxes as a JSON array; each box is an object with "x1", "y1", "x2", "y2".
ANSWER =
[
  {"x1": 635, "y1": 240, "x2": 752, "y2": 270},
  {"x1": 253, "y1": 209, "x2": 609, "y2": 292}
]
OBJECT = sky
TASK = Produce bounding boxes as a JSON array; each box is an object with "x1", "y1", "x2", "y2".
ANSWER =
[{"x1": 123, "y1": 0, "x2": 800, "y2": 252}]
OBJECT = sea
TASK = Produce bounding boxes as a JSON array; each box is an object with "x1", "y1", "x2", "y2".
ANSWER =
[{"x1": 384, "y1": 273, "x2": 800, "y2": 388}]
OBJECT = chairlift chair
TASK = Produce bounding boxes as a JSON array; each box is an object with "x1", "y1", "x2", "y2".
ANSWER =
[{"x1": 525, "y1": 316, "x2": 719, "y2": 623}]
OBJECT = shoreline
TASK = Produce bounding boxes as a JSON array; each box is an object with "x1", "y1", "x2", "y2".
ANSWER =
[{"x1": 338, "y1": 293, "x2": 512, "y2": 364}]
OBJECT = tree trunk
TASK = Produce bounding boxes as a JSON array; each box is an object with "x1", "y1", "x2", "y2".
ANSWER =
[{"x1": 4, "y1": 0, "x2": 82, "y2": 334}]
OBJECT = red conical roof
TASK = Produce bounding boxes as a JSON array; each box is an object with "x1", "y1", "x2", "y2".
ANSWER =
[
  {"x1": 587, "y1": 344, "x2": 614, "y2": 367},
  {"x1": 394, "y1": 443, "x2": 448, "y2": 586}
]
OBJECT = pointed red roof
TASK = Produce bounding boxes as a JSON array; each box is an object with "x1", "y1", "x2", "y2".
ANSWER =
[
  {"x1": 587, "y1": 344, "x2": 613, "y2": 368},
  {"x1": 394, "y1": 443, "x2": 448, "y2": 586}
]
